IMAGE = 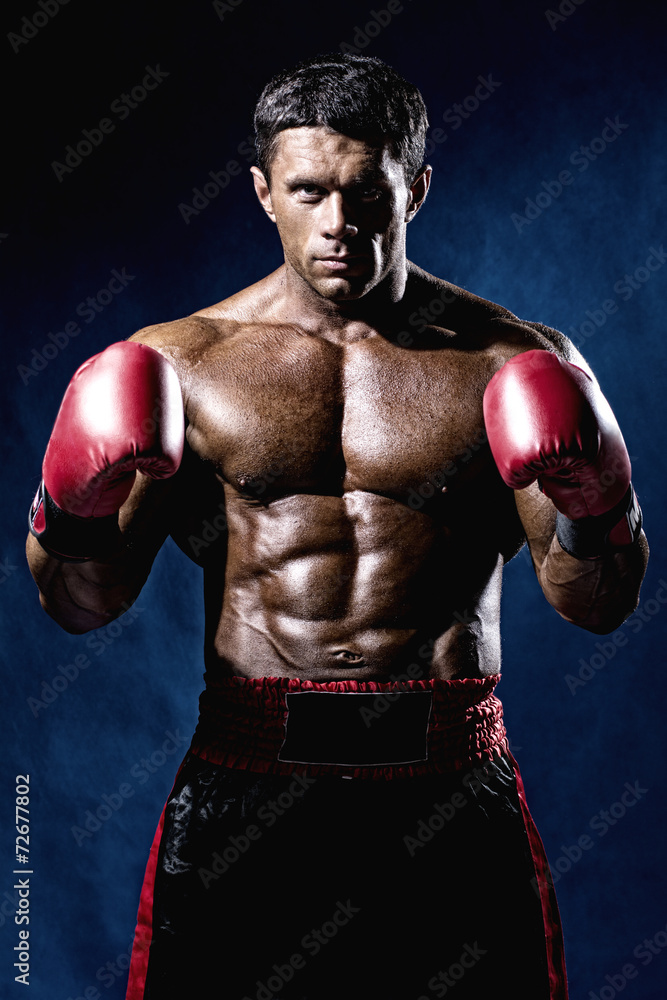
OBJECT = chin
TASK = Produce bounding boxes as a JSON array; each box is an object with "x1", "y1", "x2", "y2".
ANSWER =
[
  {"x1": 322, "y1": 285, "x2": 368, "y2": 302},
  {"x1": 315, "y1": 275, "x2": 377, "y2": 302}
]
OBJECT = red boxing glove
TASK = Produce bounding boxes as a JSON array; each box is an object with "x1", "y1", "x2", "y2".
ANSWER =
[
  {"x1": 483, "y1": 350, "x2": 642, "y2": 557},
  {"x1": 30, "y1": 341, "x2": 184, "y2": 560}
]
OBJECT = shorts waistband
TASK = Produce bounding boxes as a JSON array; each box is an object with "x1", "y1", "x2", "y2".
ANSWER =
[{"x1": 189, "y1": 675, "x2": 508, "y2": 779}]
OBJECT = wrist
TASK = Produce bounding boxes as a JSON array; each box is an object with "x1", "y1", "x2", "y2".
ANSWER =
[
  {"x1": 29, "y1": 481, "x2": 122, "y2": 562},
  {"x1": 555, "y1": 484, "x2": 643, "y2": 559}
]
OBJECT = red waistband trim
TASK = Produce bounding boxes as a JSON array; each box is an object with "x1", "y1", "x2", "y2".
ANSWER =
[{"x1": 189, "y1": 675, "x2": 508, "y2": 779}]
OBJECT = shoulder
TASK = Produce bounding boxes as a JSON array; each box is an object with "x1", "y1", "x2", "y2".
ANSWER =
[
  {"x1": 127, "y1": 268, "x2": 285, "y2": 372},
  {"x1": 406, "y1": 262, "x2": 595, "y2": 379},
  {"x1": 129, "y1": 314, "x2": 224, "y2": 354}
]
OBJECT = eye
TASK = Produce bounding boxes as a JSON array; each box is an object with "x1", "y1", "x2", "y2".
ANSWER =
[
  {"x1": 356, "y1": 186, "x2": 383, "y2": 202},
  {"x1": 296, "y1": 184, "x2": 324, "y2": 200}
]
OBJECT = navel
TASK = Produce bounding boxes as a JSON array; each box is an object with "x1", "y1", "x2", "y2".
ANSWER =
[{"x1": 332, "y1": 649, "x2": 366, "y2": 666}]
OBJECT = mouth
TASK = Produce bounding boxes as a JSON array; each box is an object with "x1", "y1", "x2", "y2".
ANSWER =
[{"x1": 315, "y1": 255, "x2": 369, "y2": 272}]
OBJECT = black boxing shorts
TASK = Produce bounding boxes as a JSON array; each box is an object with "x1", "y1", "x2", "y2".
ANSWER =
[{"x1": 125, "y1": 676, "x2": 568, "y2": 999}]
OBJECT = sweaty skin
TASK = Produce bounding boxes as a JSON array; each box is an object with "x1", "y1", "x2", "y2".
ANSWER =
[{"x1": 26, "y1": 128, "x2": 649, "y2": 681}]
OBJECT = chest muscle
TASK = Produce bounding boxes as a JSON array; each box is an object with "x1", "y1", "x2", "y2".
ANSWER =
[{"x1": 184, "y1": 334, "x2": 491, "y2": 501}]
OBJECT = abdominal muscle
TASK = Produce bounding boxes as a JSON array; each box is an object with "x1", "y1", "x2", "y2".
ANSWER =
[{"x1": 206, "y1": 490, "x2": 503, "y2": 681}]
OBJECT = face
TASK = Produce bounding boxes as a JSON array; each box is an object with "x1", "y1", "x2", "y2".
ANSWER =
[{"x1": 251, "y1": 127, "x2": 430, "y2": 302}]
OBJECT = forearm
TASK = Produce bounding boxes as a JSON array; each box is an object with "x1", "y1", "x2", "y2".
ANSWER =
[
  {"x1": 486, "y1": 348, "x2": 650, "y2": 634},
  {"x1": 515, "y1": 483, "x2": 649, "y2": 633},
  {"x1": 26, "y1": 471, "x2": 174, "y2": 633},
  {"x1": 25, "y1": 341, "x2": 184, "y2": 632},
  {"x1": 26, "y1": 531, "x2": 149, "y2": 633},
  {"x1": 536, "y1": 530, "x2": 649, "y2": 634}
]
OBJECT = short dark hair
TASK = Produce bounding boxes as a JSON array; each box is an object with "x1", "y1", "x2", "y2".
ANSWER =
[{"x1": 253, "y1": 53, "x2": 429, "y2": 185}]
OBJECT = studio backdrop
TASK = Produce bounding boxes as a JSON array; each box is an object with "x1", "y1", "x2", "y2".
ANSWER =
[{"x1": 2, "y1": 1, "x2": 666, "y2": 998}]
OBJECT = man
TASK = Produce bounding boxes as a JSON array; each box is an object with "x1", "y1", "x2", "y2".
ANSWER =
[{"x1": 27, "y1": 54, "x2": 647, "y2": 999}]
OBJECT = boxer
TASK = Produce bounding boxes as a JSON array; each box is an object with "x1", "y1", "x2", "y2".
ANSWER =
[{"x1": 27, "y1": 54, "x2": 648, "y2": 999}]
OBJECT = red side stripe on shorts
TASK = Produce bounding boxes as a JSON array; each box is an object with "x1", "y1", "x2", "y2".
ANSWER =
[
  {"x1": 510, "y1": 753, "x2": 569, "y2": 999},
  {"x1": 125, "y1": 803, "x2": 168, "y2": 1000}
]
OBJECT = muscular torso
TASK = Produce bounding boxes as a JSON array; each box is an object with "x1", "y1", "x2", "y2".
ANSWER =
[{"x1": 137, "y1": 265, "x2": 561, "y2": 681}]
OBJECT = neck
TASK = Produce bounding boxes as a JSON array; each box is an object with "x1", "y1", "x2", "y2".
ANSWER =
[{"x1": 276, "y1": 260, "x2": 411, "y2": 342}]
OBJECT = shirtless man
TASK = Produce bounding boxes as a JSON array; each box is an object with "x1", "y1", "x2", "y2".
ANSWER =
[{"x1": 27, "y1": 55, "x2": 648, "y2": 999}]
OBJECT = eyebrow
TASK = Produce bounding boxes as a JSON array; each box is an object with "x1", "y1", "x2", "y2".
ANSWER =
[{"x1": 284, "y1": 172, "x2": 389, "y2": 188}]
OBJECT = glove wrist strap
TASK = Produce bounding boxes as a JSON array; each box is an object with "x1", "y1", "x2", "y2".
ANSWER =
[
  {"x1": 556, "y1": 484, "x2": 643, "y2": 559},
  {"x1": 29, "y1": 481, "x2": 121, "y2": 562}
]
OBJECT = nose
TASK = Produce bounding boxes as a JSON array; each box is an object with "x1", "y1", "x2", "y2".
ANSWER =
[{"x1": 321, "y1": 192, "x2": 358, "y2": 240}]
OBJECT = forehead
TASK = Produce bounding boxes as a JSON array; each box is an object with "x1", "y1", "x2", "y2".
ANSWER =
[{"x1": 271, "y1": 127, "x2": 404, "y2": 184}]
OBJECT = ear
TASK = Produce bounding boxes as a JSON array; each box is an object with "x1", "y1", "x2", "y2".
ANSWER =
[
  {"x1": 251, "y1": 166, "x2": 276, "y2": 223},
  {"x1": 405, "y1": 165, "x2": 432, "y2": 223}
]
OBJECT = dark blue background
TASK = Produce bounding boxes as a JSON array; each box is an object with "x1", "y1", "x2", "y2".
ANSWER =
[{"x1": 2, "y1": 1, "x2": 666, "y2": 997}]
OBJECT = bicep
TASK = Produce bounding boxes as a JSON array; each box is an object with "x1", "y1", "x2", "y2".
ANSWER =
[{"x1": 117, "y1": 470, "x2": 179, "y2": 564}]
